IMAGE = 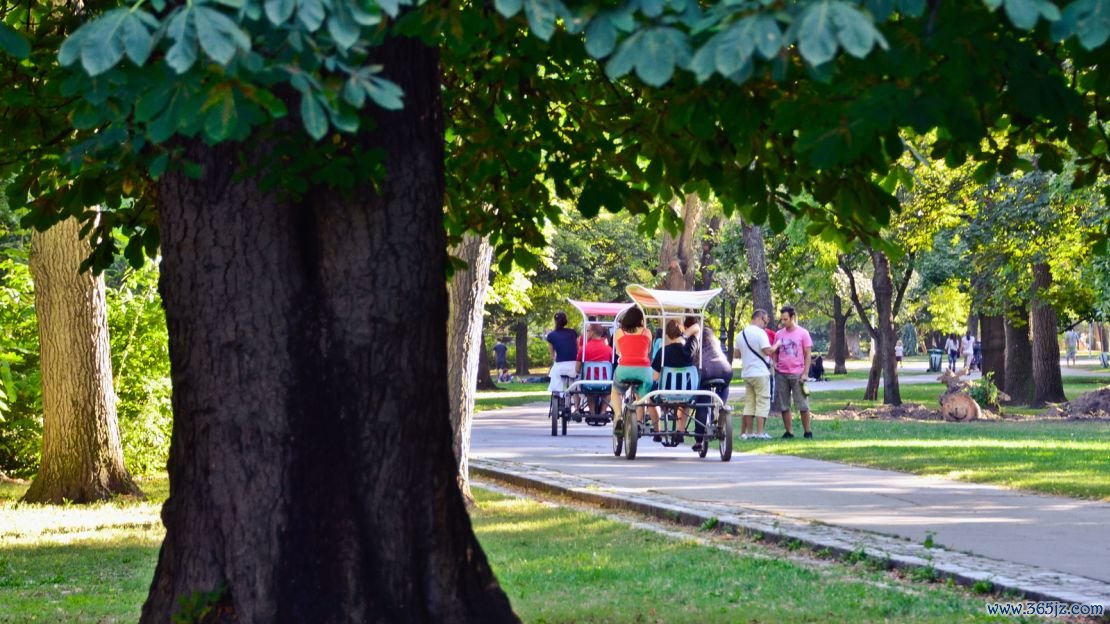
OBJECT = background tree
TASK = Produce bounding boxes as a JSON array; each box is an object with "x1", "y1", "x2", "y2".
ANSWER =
[
  {"x1": 23, "y1": 217, "x2": 140, "y2": 503},
  {"x1": 446, "y1": 233, "x2": 493, "y2": 505}
]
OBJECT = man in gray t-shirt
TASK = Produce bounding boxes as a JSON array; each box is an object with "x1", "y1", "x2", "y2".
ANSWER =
[{"x1": 1064, "y1": 329, "x2": 1080, "y2": 367}]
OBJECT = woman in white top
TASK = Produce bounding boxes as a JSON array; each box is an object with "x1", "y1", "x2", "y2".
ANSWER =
[{"x1": 961, "y1": 332, "x2": 976, "y2": 373}]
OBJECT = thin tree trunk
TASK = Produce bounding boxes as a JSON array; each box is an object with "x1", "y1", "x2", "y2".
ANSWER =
[
  {"x1": 726, "y1": 299, "x2": 738, "y2": 360},
  {"x1": 1004, "y1": 303, "x2": 1035, "y2": 406},
  {"x1": 871, "y1": 250, "x2": 900, "y2": 405},
  {"x1": 447, "y1": 233, "x2": 493, "y2": 506},
  {"x1": 1031, "y1": 263, "x2": 1065, "y2": 405},
  {"x1": 476, "y1": 331, "x2": 497, "y2": 391},
  {"x1": 832, "y1": 293, "x2": 850, "y2": 374},
  {"x1": 697, "y1": 215, "x2": 721, "y2": 290},
  {"x1": 23, "y1": 217, "x2": 140, "y2": 504},
  {"x1": 741, "y1": 220, "x2": 773, "y2": 323},
  {"x1": 141, "y1": 36, "x2": 516, "y2": 623},
  {"x1": 514, "y1": 320, "x2": 530, "y2": 375},
  {"x1": 659, "y1": 194, "x2": 702, "y2": 291},
  {"x1": 980, "y1": 314, "x2": 1006, "y2": 391},
  {"x1": 865, "y1": 349, "x2": 882, "y2": 401}
]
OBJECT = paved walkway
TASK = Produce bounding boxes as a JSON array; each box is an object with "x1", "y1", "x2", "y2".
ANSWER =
[{"x1": 471, "y1": 404, "x2": 1110, "y2": 608}]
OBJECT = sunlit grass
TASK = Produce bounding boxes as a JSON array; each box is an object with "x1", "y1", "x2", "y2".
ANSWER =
[
  {"x1": 475, "y1": 382, "x2": 550, "y2": 412},
  {"x1": 472, "y1": 489, "x2": 1018, "y2": 623}
]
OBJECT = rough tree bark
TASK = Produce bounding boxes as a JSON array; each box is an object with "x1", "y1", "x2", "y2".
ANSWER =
[
  {"x1": 476, "y1": 331, "x2": 497, "y2": 391},
  {"x1": 140, "y1": 37, "x2": 517, "y2": 622},
  {"x1": 980, "y1": 314, "x2": 1006, "y2": 391},
  {"x1": 446, "y1": 233, "x2": 493, "y2": 505},
  {"x1": 696, "y1": 215, "x2": 721, "y2": 291},
  {"x1": 23, "y1": 217, "x2": 141, "y2": 504},
  {"x1": 840, "y1": 252, "x2": 902, "y2": 405},
  {"x1": 741, "y1": 219, "x2": 773, "y2": 323},
  {"x1": 659, "y1": 194, "x2": 703, "y2": 291},
  {"x1": 1030, "y1": 263, "x2": 1065, "y2": 405},
  {"x1": 1004, "y1": 303, "x2": 1035, "y2": 406},
  {"x1": 514, "y1": 320, "x2": 530, "y2": 376},
  {"x1": 832, "y1": 293, "x2": 851, "y2": 374}
]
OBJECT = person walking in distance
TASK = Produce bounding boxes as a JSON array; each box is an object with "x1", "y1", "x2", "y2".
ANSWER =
[
  {"x1": 944, "y1": 333, "x2": 960, "y2": 372},
  {"x1": 1064, "y1": 327, "x2": 1080, "y2": 368},
  {"x1": 493, "y1": 338, "x2": 510, "y2": 383},
  {"x1": 961, "y1": 331, "x2": 976, "y2": 375},
  {"x1": 738, "y1": 310, "x2": 779, "y2": 441},
  {"x1": 773, "y1": 306, "x2": 814, "y2": 439}
]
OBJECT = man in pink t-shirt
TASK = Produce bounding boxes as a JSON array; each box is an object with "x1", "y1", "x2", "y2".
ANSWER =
[{"x1": 773, "y1": 306, "x2": 813, "y2": 439}]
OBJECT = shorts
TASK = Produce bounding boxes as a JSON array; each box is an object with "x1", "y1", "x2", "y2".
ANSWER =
[
  {"x1": 743, "y1": 375, "x2": 771, "y2": 418},
  {"x1": 613, "y1": 365, "x2": 654, "y2": 395},
  {"x1": 895, "y1": 356, "x2": 903, "y2": 362},
  {"x1": 772, "y1": 372, "x2": 810, "y2": 412},
  {"x1": 1067, "y1": 347, "x2": 1077, "y2": 358},
  {"x1": 496, "y1": 357, "x2": 508, "y2": 369},
  {"x1": 547, "y1": 361, "x2": 578, "y2": 392}
]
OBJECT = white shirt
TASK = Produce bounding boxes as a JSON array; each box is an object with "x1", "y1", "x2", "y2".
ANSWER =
[
  {"x1": 961, "y1": 336, "x2": 975, "y2": 355},
  {"x1": 738, "y1": 325, "x2": 772, "y2": 378}
]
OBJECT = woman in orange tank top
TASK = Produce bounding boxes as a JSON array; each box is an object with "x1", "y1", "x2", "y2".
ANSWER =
[{"x1": 611, "y1": 306, "x2": 659, "y2": 437}]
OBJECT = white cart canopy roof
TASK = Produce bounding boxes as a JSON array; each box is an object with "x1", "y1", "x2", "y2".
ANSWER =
[
  {"x1": 567, "y1": 299, "x2": 634, "y2": 319},
  {"x1": 625, "y1": 285, "x2": 722, "y2": 313}
]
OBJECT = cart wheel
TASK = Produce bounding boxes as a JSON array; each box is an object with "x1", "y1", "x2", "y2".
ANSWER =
[
  {"x1": 718, "y1": 411, "x2": 733, "y2": 462},
  {"x1": 612, "y1": 420, "x2": 624, "y2": 457},
  {"x1": 625, "y1": 419, "x2": 638, "y2": 460},
  {"x1": 697, "y1": 419, "x2": 710, "y2": 458},
  {"x1": 549, "y1": 395, "x2": 560, "y2": 437}
]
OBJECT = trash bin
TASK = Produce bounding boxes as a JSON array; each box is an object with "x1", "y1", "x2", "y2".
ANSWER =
[{"x1": 927, "y1": 348, "x2": 944, "y2": 372}]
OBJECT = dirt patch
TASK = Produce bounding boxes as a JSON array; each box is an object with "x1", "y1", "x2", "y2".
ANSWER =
[
  {"x1": 828, "y1": 402, "x2": 1004, "y2": 421},
  {"x1": 1054, "y1": 388, "x2": 1110, "y2": 420}
]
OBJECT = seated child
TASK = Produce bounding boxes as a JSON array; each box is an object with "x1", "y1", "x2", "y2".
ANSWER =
[{"x1": 808, "y1": 354, "x2": 826, "y2": 381}]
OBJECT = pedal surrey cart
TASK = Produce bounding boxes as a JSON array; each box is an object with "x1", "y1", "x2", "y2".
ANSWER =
[
  {"x1": 611, "y1": 285, "x2": 733, "y2": 461},
  {"x1": 548, "y1": 299, "x2": 632, "y2": 436}
]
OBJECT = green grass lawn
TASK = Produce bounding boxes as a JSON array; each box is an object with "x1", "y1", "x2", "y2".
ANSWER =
[
  {"x1": 0, "y1": 479, "x2": 1024, "y2": 623},
  {"x1": 476, "y1": 382, "x2": 550, "y2": 411}
]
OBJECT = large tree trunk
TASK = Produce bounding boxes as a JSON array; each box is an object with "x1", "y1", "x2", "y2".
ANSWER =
[
  {"x1": 447, "y1": 233, "x2": 493, "y2": 505},
  {"x1": 741, "y1": 219, "x2": 773, "y2": 324},
  {"x1": 1031, "y1": 263, "x2": 1065, "y2": 406},
  {"x1": 514, "y1": 320, "x2": 530, "y2": 375},
  {"x1": 476, "y1": 331, "x2": 498, "y2": 391},
  {"x1": 659, "y1": 194, "x2": 702, "y2": 291},
  {"x1": 23, "y1": 217, "x2": 140, "y2": 504},
  {"x1": 980, "y1": 314, "x2": 1006, "y2": 391},
  {"x1": 141, "y1": 37, "x2": 516, "y2": 623},
  {"x1": 1004, "y1": 303, "x2": 1035, "y2": 406},
  {"x1": 832, "y1": 293, "x2": 850, "y2": 374}
]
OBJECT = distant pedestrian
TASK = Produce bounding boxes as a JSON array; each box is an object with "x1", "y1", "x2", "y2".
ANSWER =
[
  {"x1": 493, "y1": 338, "x2": 510, "y2": 383},
  {"x1": 895, "y1": 340, "x2": 904, "y2": 368},
  {"x1": 1065, "y1": 328, "x2": 1080, "y2": 367},
  {"x1": 961, "y1": 332, "x2": 976, "y2": 374},
  {"x1": 773, "y1": 306, "x2": 813, "y2": 439},
  {"x1": 944, "y1": 334, "x2": 959, "y2": 372},
  {"x1": 738, "y1": 309, "x2": 778, "y2": 441}
]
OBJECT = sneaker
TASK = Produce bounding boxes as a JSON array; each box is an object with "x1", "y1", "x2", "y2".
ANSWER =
[
  {"x1": 782, "y1": 432, "x2": 795, "y2": 439},
  {"x1": 740, "y1": 434, "x2": 750, "y2": 441},
  {"x1": 691, "y1": 443, "x2": 704, "y2": 453},
  {"x1": 653, "y1": 435, "x2": 663, "y2": 443},
  {"x1": 759, "y1": 433, "x2": 772, "y2": 440},
  {"x1": 803, "y1": 431, "x2": 813, "y2": 439}
]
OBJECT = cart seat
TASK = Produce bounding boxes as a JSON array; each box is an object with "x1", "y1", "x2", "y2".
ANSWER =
[
  {"x1": 655, "y1": 367, "x2": 699, "y2": 403},
  {"x1": 580, "y1": 361, "x2": 613, "y2": 393},
  {"x1": 703, "y1": 378, "x2": 727, "y2": 389}
]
